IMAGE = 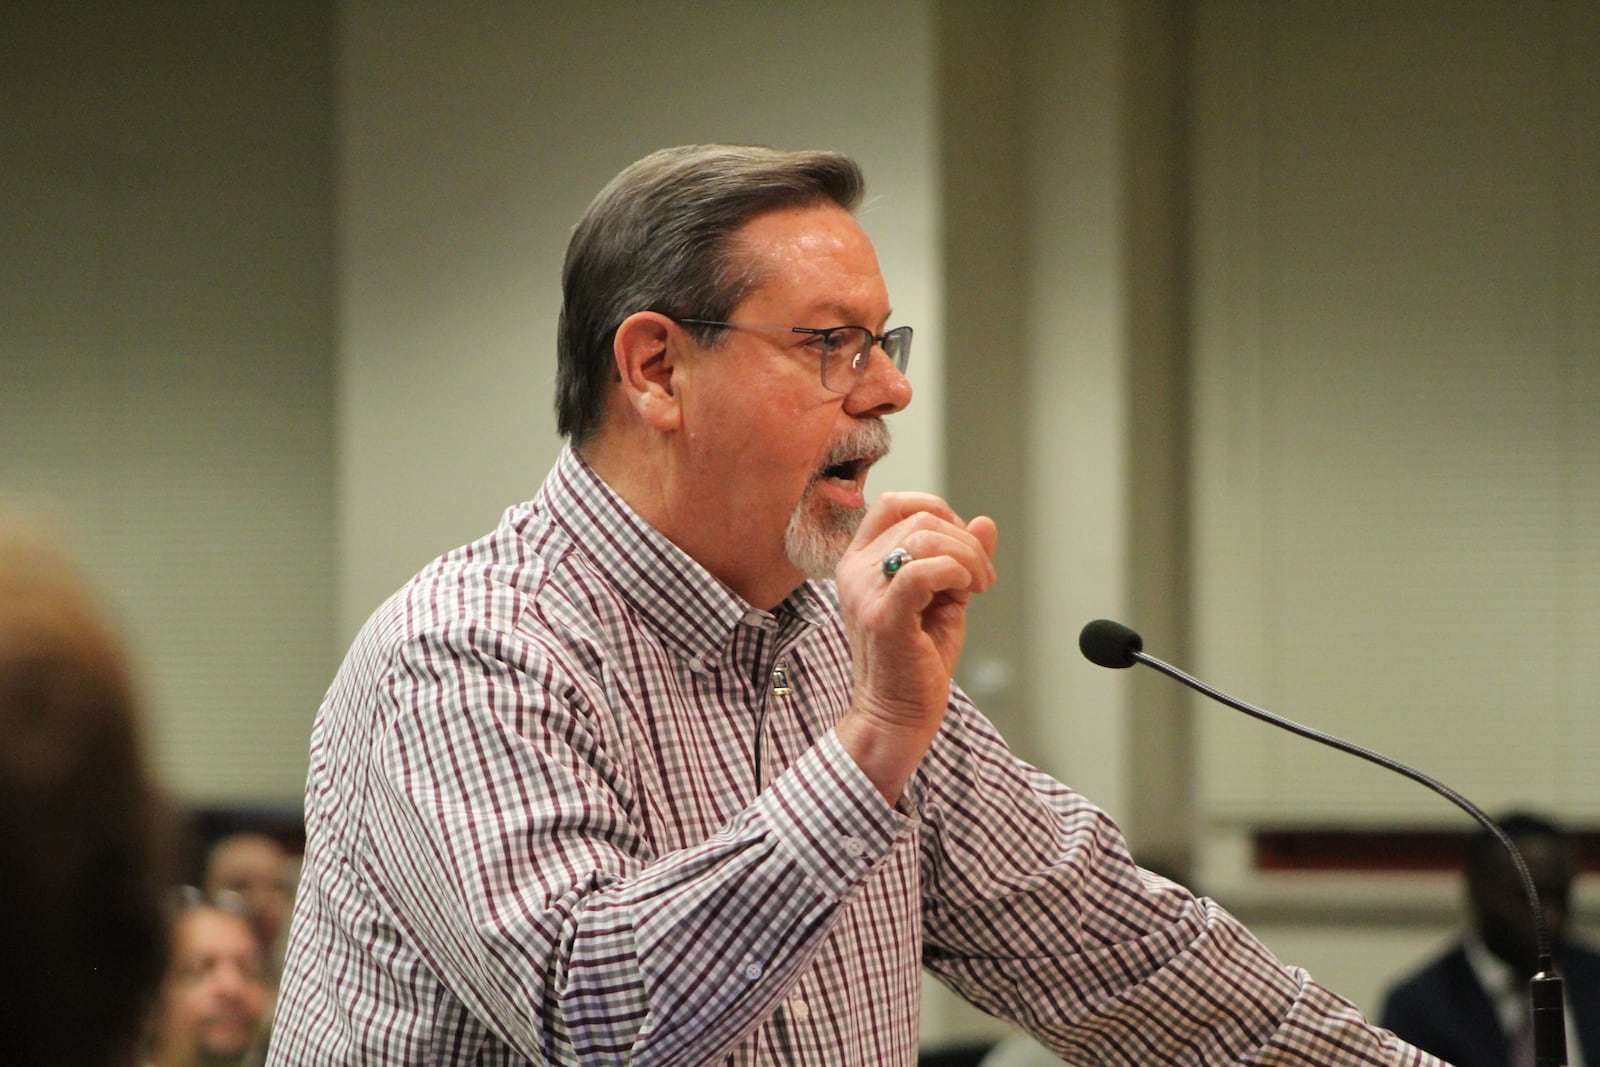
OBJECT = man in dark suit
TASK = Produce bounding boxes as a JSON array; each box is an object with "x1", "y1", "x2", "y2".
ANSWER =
[{"x1": 1381, "y1": 812, "x2": 1600, "y2": 1067}]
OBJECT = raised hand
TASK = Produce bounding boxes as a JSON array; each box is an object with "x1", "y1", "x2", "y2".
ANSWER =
[{"x1": 833, "y1": 491, "x2": 998, "y2": 804}]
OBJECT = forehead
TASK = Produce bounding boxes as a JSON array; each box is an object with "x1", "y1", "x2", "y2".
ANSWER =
[
  {"x1": 1477, "y1": 834, "x2": 1575, "y2": 891},
  {"x1": 209, "y1": 836, "x2": 285, "y2": 874},
  {"x1": 1517, "y1": 836, "x2": 1576, "y2": 878},
  {"x1": 174, "y1": 908, "x2": 257, "y2": 955},
  {"x1": 732, "y1": 203, "x2": 889, "y2": 320}
]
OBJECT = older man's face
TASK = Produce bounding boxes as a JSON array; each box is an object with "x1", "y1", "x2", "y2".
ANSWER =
[{"x1": 667, "y1": 203, "x2": 912, "y2": 604}]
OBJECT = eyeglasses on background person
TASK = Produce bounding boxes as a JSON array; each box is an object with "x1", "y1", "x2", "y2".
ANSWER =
[{"x1": 168, "y1": 884, "x2": 252, "y2": 918}]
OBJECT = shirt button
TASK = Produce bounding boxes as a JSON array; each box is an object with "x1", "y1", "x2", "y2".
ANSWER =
[
  {"x1": 790, "y1": 998, "x2": 811, "y2": 1022},
  {"x1": 843, "y1": 836, "x2": 865, "y2": 857},
  {"x1": 743, "y1": 961, "x2": 763, "y2": 980}
]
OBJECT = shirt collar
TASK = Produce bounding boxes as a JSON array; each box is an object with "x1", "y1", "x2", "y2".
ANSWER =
[
  {"x1": 536, "y1": 444, "x2": 831, "y2": 660},
  {"x1": 1462, "y1": 933, "x2": 1524, "y2": 1034}
]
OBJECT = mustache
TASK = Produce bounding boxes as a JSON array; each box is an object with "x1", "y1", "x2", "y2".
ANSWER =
[{"x1": 817, "y1": 420, "x2": 891, "y2": 476}]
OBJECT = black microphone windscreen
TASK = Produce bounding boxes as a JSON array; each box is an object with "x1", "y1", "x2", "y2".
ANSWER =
[{"x1": 1079, "y1": 619, "x2": 1143, "y2": 669}]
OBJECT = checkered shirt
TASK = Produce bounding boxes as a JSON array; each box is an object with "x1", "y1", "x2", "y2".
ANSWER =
[{"x1": 268, "y1": 445, "x2": 1445, "y2": 1066}]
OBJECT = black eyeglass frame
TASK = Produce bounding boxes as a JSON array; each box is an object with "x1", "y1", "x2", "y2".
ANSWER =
[{"x1": 671, "y1": 317, "x2": 912, "y2": 394}]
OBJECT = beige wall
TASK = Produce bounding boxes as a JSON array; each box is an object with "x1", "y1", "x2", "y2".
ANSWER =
[{"x1": 2, "y1": 4, "x2": 340, "y2": 803}]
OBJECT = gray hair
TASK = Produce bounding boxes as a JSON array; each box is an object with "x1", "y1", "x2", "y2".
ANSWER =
[{"x1": 555, "y1": 144, "x2": 865, "y2": 443}]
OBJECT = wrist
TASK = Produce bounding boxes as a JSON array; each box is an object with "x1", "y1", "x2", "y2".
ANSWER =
[{"x1": 835, "y1": 707, "x2": 938, "y2": 806}]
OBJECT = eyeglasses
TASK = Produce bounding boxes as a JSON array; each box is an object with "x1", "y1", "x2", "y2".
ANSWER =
[
  {"x1": 673, "y1": 318, "x2": 912, "y2": 395},
  {"x1": 167, "y1": 884, "x2": 252, "y2": 918}
]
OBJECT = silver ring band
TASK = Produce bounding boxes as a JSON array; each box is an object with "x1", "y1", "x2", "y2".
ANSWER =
[{"x1": 881, "y1": 547, "x2": 913, "y2": 579}]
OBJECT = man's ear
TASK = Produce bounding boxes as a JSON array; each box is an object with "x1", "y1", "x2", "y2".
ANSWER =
[{"x1": 613, "y1": 311, "x2": 682, "y2": 432}]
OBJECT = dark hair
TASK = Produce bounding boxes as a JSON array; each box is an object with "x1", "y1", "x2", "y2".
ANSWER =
[
  {"x1": 1467, "y1": 811, "x2": 1573, "y2": 876},
  {"x1": 555, "y1": 144, "x2": 865, "y2": 444},
  {"x1": 0, "y1": 523, "x2": 173, "y2": 1066}
]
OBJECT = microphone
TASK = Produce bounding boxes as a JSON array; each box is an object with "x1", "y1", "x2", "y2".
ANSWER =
[{"x1": 1078, "y1": 618, "x2": 1568, "y2": 1067}]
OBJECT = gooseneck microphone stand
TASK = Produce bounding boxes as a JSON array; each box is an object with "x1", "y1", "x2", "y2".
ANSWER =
[{"x1": 1078, "y1": 619, "x2": 1567, "y2": 1067}]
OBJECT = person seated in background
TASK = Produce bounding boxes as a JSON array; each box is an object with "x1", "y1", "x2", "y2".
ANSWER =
[
  {"x1": 202, "y1": 832, "x2": 295, "y2": 982},
  {"x1": 1380, "y1": 811, "x2": 1600, "y2": 1066},
  {"x1": 145, "y1": 890, "x2": 271, "y2": 1067},
  {"x1": 0, "y1": 515, "x2": 172, "y2": 1066}
]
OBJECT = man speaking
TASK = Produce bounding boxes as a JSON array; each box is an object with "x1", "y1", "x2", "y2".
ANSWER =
[{"x1": 269, "y1": 145, "x2": 1444, "y2": 1066}]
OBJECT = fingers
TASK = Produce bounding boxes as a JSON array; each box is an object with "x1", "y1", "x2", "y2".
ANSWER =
[
  {"x1": 835, "y1": 494, "x2": 998, "y2": 800},
  {"x1": 967, "y1": 514, "x2": 998, "y2": 561},
  {"x1": 853, "y1": 492, "x2": 997, "y2": 594},
  {"x1": 852, "y1": 490, "x2": 961, "y2": 544}
]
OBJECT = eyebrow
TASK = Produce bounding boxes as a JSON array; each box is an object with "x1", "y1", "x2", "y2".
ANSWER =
[{"x1": 803, "y1": 302, "x2": 894, "y2": 327}]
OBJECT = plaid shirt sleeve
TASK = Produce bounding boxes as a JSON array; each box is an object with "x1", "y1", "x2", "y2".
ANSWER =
[{"x1": 915, "y1": 692, "x2": 1450, "y2": 1066}]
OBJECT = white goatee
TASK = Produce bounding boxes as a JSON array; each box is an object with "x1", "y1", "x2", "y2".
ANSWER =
[{"x1": 783, "y1": 420, "x2": 891, "y2": 582}]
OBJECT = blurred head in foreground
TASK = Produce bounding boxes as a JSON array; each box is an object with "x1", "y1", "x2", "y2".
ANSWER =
[{"x1": 0, "y1": 516, "x2": 173, "y2": 1065}]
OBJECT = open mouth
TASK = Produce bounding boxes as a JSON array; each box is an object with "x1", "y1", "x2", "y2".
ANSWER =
[
  {"x1": 815, "y1": 421, "x2": 891, "y2": 498},
  {"x1": 822, "y1": 456, "x2": 870, "y2": 490}
]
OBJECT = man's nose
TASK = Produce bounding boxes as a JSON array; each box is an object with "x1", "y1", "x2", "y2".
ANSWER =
[
  {"x1": 212, "y1": 963, "x2": 253, "y2": 999},
  {"x1": 844, "y1": 345, "x2": 911, "y2": 416}
]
